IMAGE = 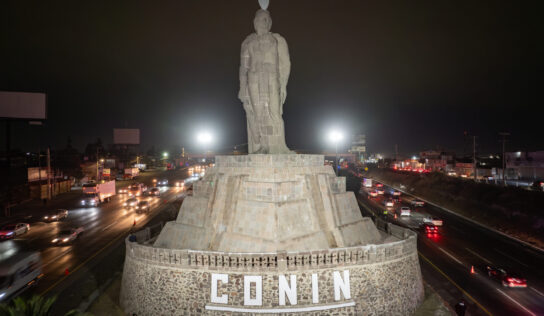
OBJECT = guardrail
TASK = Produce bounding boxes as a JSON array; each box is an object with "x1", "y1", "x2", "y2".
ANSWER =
[{"x1": 126, "y1": 221, "x2": 417, "y2": 271}]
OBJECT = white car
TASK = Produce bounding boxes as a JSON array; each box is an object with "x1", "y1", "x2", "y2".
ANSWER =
[
  {"x1": 0, "y1": 223, "x2": 30, "y2": 240},
  {"x1": 399, "y1": 207, "x2": 411, "y2": 216},
  {"x1": 124, "y1": 197, "x2": 139, "y2": 208},
  {"x1": 410, "y1": 199, "x2": 425, "y2": 207},
  {"x1": 423, "y1": 216, "x2": 443, "y2": 226},
  {"x1": 51, "y1": 227, "x2": 84, "y2": 245}
]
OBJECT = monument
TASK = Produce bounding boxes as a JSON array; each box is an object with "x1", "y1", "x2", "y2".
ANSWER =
[{"x1": 120, "y1": 2, "x2": 424, "y2": 315}]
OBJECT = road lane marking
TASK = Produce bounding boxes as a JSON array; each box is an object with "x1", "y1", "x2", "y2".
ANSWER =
[
  {"x1": 418, "y1": 251, "x2": 492, "y2": 316},
  {"x1": 494, "y1": 248, "x2": 528, "y2": 267},
  {"x1": 465, "y1": 247, "x2": 492, "y2": 264},
  {"x1": 40, "y1": 227, "x2": 130, "y2": 296},
  {"x1": 496, "y1": 288, "x2": 536, "y2": 316},
  {"x1": 438, "y1": 247, "x2": 463, "y2": 265},
  {"x1": 101, "y1": 221, "x2": 118, "y2": 232},
  {"x1": 42, "y1": 249, "x2": 72, "y2": 268},
  {"x1": 529, "y1": 286, "x2": 544, "y2": 298}
]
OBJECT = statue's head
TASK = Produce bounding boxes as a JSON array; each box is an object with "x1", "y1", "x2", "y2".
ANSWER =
[{"x1": 254, "y1": 9, "x2": 272, "y2": 35}]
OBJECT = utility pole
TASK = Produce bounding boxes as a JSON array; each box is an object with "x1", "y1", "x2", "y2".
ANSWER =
[
  {"x1": 473, "y1": 136, "x2": 477, "y2": 181},
  {"x1": 47, "y1": 147, "x2": 51, "y2": 200},
  {"x1": 499, "y1": 132, "x2": 510, "y2": 186}
]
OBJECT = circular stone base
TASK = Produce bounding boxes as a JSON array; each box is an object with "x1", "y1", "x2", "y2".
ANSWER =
[{"x1": 120, "y1": 224, "x2": 424, "y2": 315}]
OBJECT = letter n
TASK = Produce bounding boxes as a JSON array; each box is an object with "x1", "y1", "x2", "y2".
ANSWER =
[
  {"x1": 278, "y1": 275, "x2": 297, "y2": 305},
  {"x1": 333, "y1": 270, "x2": 351, "y2": 301}
]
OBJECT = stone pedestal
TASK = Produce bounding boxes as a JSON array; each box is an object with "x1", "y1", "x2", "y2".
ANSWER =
[
  {"x1": 154, "y1": 155, "x2": 381, "y2": 252},
  {"x1": 121, "y1": 155, "x2": 424, "y2": 315}
]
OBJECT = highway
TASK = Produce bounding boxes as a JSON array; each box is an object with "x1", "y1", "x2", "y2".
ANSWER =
[
  {"x1": 356, "y1": 176, "x2": 544, "y2": 316},
  {"x1": 0, "y1": 166, "x2": 195, "y2": 305}
]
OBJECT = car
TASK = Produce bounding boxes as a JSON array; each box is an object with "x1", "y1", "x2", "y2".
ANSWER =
[
  {"x1": 43, "y1": 209, "x2": 68, "y2": 222},
  {"x1": 51, "y1": 227, "x2": 84, "y2": 245},
  {"x1": 149, "y1": 187, "x2": 160, "y2": 196},
  {"x1": 485, "y1": 266, "x2": 527, "y2": 288},
  {"x1": 119, "y1": 187, "x2": 129, "y2": 194},
  {"x1": 410, "y1": 199, "x2": 425, "y2": 207},
  {"x1": 157, "y1": 179, "x2": 169, "y2": 186},
  {"x1": 128, "y1": 186, "x2": 142, "y2": 197},
  {"x1": 0, "y1": 223, "x2": 30, "y2": 240},
  {"x1": 376, "y1": 189, "x2": 385, "y2": 195},
  {"x1": 399, "y1": 207, "x2": 411, "y2": 216},
  {"x1": 375, "y1": 183, "x2": 383, "y2": 188},
  {"x1": 391, "y1": 196, "x2": 402, "y2": 204},
  {"x1": 175, "y1": 181, "x2": 184, "y2": 187},
  {"x1": 423, "y1": 216, "x2": 443, "y2": 226},
  {"x1": 135, "y1": 201, "x2": 150, "y2": 213},
  {"x1": 421, "y1": 223, "x2": 440, "y2": 235},
  {"x1": 383, "y1": 199, "x2": 394, "y2": 208},
  {"x1": 123, "y1": 197, "x2": 139, "y2": 208},
  {"x1": 369, "y1": 190, "x2": 378, "y2": 197}
]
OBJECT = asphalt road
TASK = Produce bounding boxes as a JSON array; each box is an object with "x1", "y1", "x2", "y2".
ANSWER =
[
  {"x1": 0, "y1": 166, "x2": 197, "y2": 305},
  {"x1": 357, "y1": 179, "x2": 544, "y2": 316}
]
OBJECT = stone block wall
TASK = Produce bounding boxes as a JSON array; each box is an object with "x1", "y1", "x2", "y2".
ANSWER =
[{"x1": 121, "y1": 224, "x2": 424, "y2": 315}]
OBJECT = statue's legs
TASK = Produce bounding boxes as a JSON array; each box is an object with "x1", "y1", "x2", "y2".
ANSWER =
[{"x1": 267, "y1": 74, "x2": 291, "y2": 154}]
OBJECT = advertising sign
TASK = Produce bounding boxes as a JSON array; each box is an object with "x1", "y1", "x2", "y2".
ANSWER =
[
  {"x1": 113, "y1": 128, "x2": 140, "y2": 145},
  {"x1": 0, "y1": 91, "x2": 46, "y2": 119}
]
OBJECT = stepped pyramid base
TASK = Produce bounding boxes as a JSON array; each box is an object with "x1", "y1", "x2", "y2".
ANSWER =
[{"x1": 154, "y1": 154, "x2": 382, "y2": 252}]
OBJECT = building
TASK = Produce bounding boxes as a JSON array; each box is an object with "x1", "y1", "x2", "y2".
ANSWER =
[
  {"x1": 349, "y1": 134, "x2": 366, "y2": 163},
  {"x1": 505, "y1": 151, "x2": 544, "y2": 180},
  {"x1": 419, "y1": 150, "x2": 455, "y2": 172}
]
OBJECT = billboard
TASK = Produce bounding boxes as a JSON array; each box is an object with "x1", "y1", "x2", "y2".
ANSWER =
[
  {"x1": 0, "y1": 91, "x2": 46, "y2": 119},
  {"x1": 113, "y1": 128, "x2": 140, "y2": 145},
  {"x1": 28, "y1": 167, "x2": 48, "y2": 182}
]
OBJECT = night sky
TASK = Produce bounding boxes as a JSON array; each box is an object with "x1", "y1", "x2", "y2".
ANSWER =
[{"x1": 1, "y1": 0, "x2": 540, "y2": 156}]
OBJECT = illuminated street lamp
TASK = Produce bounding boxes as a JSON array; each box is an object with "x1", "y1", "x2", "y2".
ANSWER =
[
  {"x1": 162, "y1": 152, "x2": 169, "y2": 158},
  {"x1": 197, "y1": 132, "x2": 213, "y2": 162},
  {"x1": 96, "y1": 158, "x2": 105, "y2": 181},
  {"x1": 328, "y1": 130, "x2": 344, "y2": 176}
]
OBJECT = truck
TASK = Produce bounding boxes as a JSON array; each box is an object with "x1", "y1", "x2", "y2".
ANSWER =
[
  {"x1": 124, "y1": 168, "x2": 139, "y2": 180},
  {"x1": 81, "y1": 180, "x2": 116, "y2": 207},
  {"x1": 134, "y1": 163, "x2": 147, "y2": 171},
  {"x1": 0, "y1": 251, "x2": 43, "y2": 302},
  {"x1": 363, "y1": 178, "x2": 373, "y2": 188}
]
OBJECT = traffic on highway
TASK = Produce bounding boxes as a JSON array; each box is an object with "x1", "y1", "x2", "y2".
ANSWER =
[
  {"x1": 0, "y1": 166, "x2": 208, "y2": 305},
  {"x1": 357, "y1": 174, "x2": 544, "y2": 316}
]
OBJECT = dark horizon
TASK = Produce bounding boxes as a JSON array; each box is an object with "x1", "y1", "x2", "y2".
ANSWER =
[{"x1": 1, "y1": 0, "x2": 540, "y2": 156}]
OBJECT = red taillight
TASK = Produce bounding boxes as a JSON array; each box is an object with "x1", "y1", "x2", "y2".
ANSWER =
[{"x1": 506, "y1": 277, "x2": 513, "y2": 282}]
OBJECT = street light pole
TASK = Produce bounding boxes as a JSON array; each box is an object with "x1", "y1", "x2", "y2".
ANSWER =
[{"x1": 335, "y1": 141, "x2": 339, "y2": 176}]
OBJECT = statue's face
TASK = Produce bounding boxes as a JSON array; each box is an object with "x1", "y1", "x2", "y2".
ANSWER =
[{"x1": 254, "y1": 10, "x2": 272, "y2": 35}]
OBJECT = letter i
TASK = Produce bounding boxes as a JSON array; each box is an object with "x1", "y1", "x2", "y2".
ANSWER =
[{"x1": 311, "y1": 273, "x2": 319, "y2": 303}]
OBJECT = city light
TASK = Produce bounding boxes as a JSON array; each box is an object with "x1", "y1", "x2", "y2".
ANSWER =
[
  {"x1": 328, "y1": 130, "x2": 344, "y2": 143},
  {"x1": 162, "y1": 152, "x2": 169, "y2": 158},
  {"x1": 197, "y1": 132, "x2": 213, "y2": 145}
]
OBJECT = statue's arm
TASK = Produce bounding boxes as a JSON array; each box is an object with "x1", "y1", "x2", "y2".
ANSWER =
[
  {"x1": 275, "y1": 34, "x2": 290, "y2": 104},
  {"x1": 238, "y1": 36, "x2": 251, "y2": 103}
]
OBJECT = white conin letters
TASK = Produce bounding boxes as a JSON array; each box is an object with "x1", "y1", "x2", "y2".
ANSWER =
[
  {"x1": 311, "y1": 273, "x2": 319, "y2": 303},
  {"x1": 278, "y1": 275, "x2": 297, "y2": 305},
  {"x1": 211, "y1": 273, "x2": 228, "y2": 304},
  {"x1": 333, "y1": 270, "x2": 351, "y2": 301},
  {"x1": 244, "y1": 275, "x2": 262, "y2": 306}
]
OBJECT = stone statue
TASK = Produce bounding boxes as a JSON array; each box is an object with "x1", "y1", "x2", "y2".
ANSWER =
[{"x1": 238, "y1": 9, "x2": 292, "y2": 154}]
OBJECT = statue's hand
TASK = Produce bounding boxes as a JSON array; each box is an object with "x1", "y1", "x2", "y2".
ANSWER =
[{"x1": 280, "y1": 88, "x2": 287, "y2": 104}]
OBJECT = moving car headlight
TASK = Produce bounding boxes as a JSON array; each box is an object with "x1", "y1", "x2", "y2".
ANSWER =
[
  {"x1": 7, "y1": 232, "x2": 14, "y2": 236},
  {"x1": 123, "y1": 202, "x2": 127, "y2": 206},
  {"x1": 52, "y1": 238, "x2": 58, "y2": 242},
  {"x1": 44, "y1": 216, "x2": 49, "y2": 219},
  {"x1": 81, "y1": 201, "x2": 85, "y2": 205},
  {"x1": 63, "y1": 238, "x2": 69, "y2": 242},
  {"x1": 52, "y1": 215, "x2": 57, "y2": 219},
  {"x1": 0, "y1": 292, "x2": 5, "y2": 299}
]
